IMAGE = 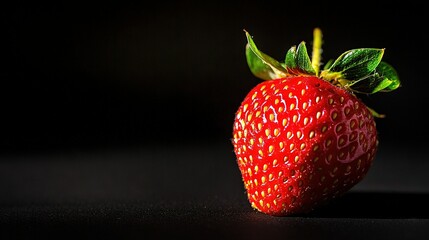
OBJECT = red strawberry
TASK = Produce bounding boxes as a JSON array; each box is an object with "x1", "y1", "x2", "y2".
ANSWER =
[{"x1": 232, "y1": 28, "x2": 400, "y2": 216}]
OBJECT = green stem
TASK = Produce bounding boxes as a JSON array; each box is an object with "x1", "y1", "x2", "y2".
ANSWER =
[{"x1": 311, "y1": 28, "x2": 322, "y2": 76}]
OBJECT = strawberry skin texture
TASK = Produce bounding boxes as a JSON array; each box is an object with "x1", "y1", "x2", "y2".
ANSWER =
[{"x1": 232, "y1": 76, "x2": 378, "y2": 216}]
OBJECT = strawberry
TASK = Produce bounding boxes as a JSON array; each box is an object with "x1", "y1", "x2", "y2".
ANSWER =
[{"x1": 232, "y1": 28, "x2": 400, "y2": 216}]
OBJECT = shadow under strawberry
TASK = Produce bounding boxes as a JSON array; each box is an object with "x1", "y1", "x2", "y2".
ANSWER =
[{"x1": 306, "y1": 191, "x2": 429, "y2": 219}]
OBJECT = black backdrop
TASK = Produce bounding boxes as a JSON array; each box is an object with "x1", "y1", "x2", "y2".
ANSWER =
[
  {"x1": 2, "y1": 1, "x2": 429, "y2": 239},
  {"x1": 2, "y1": 1, "x2": 427, "y2": 154}
]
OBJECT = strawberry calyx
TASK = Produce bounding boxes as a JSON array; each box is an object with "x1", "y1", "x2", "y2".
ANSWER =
[{"x1": 245, "y1": 28, "x2": 401, "y2": 96}]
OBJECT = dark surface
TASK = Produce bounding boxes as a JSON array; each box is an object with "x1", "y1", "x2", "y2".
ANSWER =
[{"x1": 1, "y1": 143, "x2": 429, "y2": 239}]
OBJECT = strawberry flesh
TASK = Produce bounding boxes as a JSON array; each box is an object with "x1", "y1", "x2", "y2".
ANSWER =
[{"x1": 232, "y1": 76, "x2": 377, "y2": 216}]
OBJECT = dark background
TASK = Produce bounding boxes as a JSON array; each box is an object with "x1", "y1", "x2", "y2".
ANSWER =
[
  {"x1": 2, "y1": 1, "x2": 429, "y2": 239},
  {"x1": 2, "y1": 1, "x2": 427, "y2": 154}
]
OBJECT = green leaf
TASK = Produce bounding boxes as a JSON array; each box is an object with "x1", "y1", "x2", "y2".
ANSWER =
[
  {"x1": 245, "y1": 44, "x2": 276, "y2": 80},
  {"x1": 346, "y1": 74, "x2": 389, "y2": 94},
  {"x1": 345, "y1": 62, "x2": 401, "y2": 94},
  {"x1": 244, "y1": 31, "x2": 287, "y2": 80},
  {"x1": 323, "y1": 59, "x2": 334, "y2": 70},
  {"x1": 375, "y1": 61, "x2": 401, "y2": 91},
  {"x1": 296, "y1": 42, "x2": 316, "y2": 75},
  {"x1": 284, "y1": 41, "x2": 315, "y2": 75},
  {"x1": 285, "y1": 46, "x2": 297, "y2": 73},
  {"x1": 325, "y1": 48, "x2": 385, "y2": 80}
]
